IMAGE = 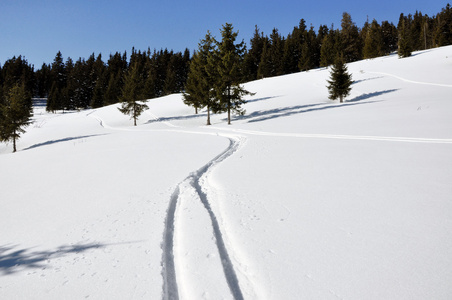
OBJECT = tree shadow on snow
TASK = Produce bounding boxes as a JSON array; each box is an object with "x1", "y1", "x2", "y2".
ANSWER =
[
  {"x1": 0, "y1": 243, "x2": 105, "y2": 275},
  {"x1": 238, "y1": 89, "x2": 398, "y2": 123},
  {"x1": 145, "y1": 113, "x2": 207, "y2": 124},
  {"x1": 246, "y1": 95, "x2": 283, "y2": 104},
  {"x1": 22, "y1": 134, "x2": 108, "y2": 151}
]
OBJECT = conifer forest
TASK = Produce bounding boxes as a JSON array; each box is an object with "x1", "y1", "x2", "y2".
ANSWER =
[{"x1": 0, "y1": 5, "x2": 451, "y2": 113}]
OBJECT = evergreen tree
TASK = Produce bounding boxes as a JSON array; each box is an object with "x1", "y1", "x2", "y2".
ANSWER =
[
  {"x1": 209, "y1": 23, "x2": 254, "y2": 125},
  {"x1": 434, "y1": 4, "x2": 452, "y2": 46},
  {"x1": 320, "y1": 26, "x2": 340, "y2": 67},
  {"x1": 327, "y1": 55, "x2": 353, "y2": 103},
  {"x1": 118, "y1": 62, "x2": 148, "y2": 126},
  {"x1": 104, "y1": 52, "x2": 127, "y2": 105},
  {"x1": 299, "y1": 25, "x2": 320, "y2": 70},
  {"x1": 398, "y1": 14, "x2": 412, "y2": 58},
  {"x1": 268, "y1": 28, "x2": 285, "y2": 76},
  {"x1": 47, "y1": 51, "x2": 66, "y2": 112},
  {"x1": 243, "y1": 25, "x2": 266, "y2": 81},
  {"x1": 35, "y1": 63, "x2": 51, "y2": 98},
  {"x1": 363, "y1": 19, "x2": 383, "y2": 59},
  {"x1": 283, "y1": 19, "x2": 307, "y2": 74},
  {"x1": 257, "y1": 38, "x2": 271, "y2": 78},
  {"x1": 0, "y1": 83, "x2": 33, "y2": 152},
  {"x1": 1, "y1": 56, "x2": 35, "y2": 97},
  {"x1": 183, "y1": 31, "x2": 217, "y2": 124},
  {"x1": 90, "y1": 54, "x2": 107, "y2": 108},
  {"x1": 381, "y1": 21, "x2": 398, "y2": 54},
  {"x1": 340, "y1": 13, "x2": 362, "y2": 62}
]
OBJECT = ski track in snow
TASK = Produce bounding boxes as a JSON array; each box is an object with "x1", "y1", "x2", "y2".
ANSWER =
[
  {"x1": 162, "y1": 134, "x2": 245, "y2": 300},
  {"x1": 88, "y1": 72, "x2": 451, "y2": 299},
  {"x1": 88, "y1": 112, "x2": 246, "y2": 300},
  {"x1": 367, "y1": 71, "x2": 452, "y2": 88},
  {"x1": 208, "y1": 127, "x2": 452, "y2": 144}
]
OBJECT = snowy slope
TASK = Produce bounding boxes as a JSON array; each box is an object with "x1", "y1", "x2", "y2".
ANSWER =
[{"x1": 1, "y1": 46, "x2": 451, "y2": 300}]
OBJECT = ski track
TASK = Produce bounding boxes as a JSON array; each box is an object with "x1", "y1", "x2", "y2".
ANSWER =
[
  {"x1": 162, "y1": 134, "x2": 245, "y2": 300},
  {"x1": 89, "y1": 96, "x2": 451, "y2": 300},
  {"x1": 209, "y1": 127, "x2": 452, "y2": 144},
  {"x1": 367, "y1": 71, "x2": 452, "y2": 88},
  {"x1": 88, "y1": 112, "x2": 246, "y2": 300}
]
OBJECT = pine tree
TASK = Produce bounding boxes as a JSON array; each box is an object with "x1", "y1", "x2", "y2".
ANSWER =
[
  {"x1": 47, "y1": 51, "x2": 66, "y2": 112},
  {"x1": 209, "y1": 23, "x2": 254, "y2": 125},
  {"x1": 398, "y1": 14, "x2": 412, "y2": 58},
  {"x1": 257, "y1": 38, "x2": 271, "y2": 78},
  {"x1": 243, "y1": 25, "x2": 265, "y2": 81},
  {"x1": 0, "y1": 83, "x2": 33, "y2": 152},
  {"x1": 299, "y1": 26, "x2": 320, "y2": 71},
  {"x1": 183, "y1": 31, "x2": 216, "y2": 124},
  {"x1": 381, "y1": 21, "x2": 398, "y2": 54},
  {"x1": 340, "y1": 13, "x2": 362, "y2": 62},
  {"x1": 363, "y1": 19, "x2": 383, "y2": 59},
  {"x1": 327, "y1": 55, "x2": 353, "y2": 103},
  {"x1": 320, "y1": 26, "x2": 340, "y2": 67},
  {"x1": 118, "y1": 62, "x2": 148, "y2": 126}
]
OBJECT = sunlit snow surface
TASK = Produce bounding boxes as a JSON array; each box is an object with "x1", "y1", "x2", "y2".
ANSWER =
[{"x1": 1, "y1": 46, "x2": 452, "y2": 299}]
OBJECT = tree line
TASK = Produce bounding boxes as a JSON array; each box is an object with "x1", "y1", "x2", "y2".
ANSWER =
[
  {"x1": 242, "y1": 4, "x2": 452, "y2": 81},
  {"x1": 0, "y1": 5, "x2": 451, "y2": 149},
  {"x1": 1, "y1": 4, "x2": 450, "y2": 106}
]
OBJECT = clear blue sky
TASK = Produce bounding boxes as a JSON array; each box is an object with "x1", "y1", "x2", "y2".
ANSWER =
[{"x1": 0, "y1": 0, "x2": 448, "y2": 68}]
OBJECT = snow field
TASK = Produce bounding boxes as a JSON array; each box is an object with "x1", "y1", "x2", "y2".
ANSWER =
[{"x1": 1, "y1": 45, "x2": 452, "y2": 299}]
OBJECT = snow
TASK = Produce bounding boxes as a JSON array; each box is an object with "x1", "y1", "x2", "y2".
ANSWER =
[{"x1": 1, "y1": 46, "x2": 452, "y2": 299}]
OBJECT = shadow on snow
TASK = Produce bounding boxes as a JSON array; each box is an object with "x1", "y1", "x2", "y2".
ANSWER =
[
  {"x1": 22, "y1": 134, "x2": 107, "y2": 151},
  {"x1": 236, "y1": 89, "x2": 398, "y2": 123},
  {"x1": 0, "y1": 243, "x2": 104, "y2": 275}
]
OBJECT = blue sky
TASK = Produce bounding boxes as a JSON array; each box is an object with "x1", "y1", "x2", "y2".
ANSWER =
[{"x1": 0, "y1": 0, "x2": 448, "y2": 68}]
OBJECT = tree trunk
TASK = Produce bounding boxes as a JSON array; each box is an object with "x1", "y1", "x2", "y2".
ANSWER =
[
  {"x1": 133, "y1": 103, "x2": 137, "y2": 126},
  {"x1": 207, "y1": 106, "x2": 211, "y2": 125},
  {"x1": 13, "y1": 130, "x2": 17, "y2": 153},
  {"x1": 340, "y1": 95, "x2": 344, "y2": 103},
  {"x1": 227, "y1": 86, "x2": 231, "y2": 125}
]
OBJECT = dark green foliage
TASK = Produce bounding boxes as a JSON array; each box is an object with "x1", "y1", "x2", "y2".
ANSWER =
[
  {"x1": 209, "y1": 23, "x2": 254, "y2": 125},
  {"x1": 363, "y1": 20, "x2": 384, "y2": 58},
  {"x1": 257, "y1": 28, "x2": 285, "y2": 78},
  {"x1": 1, "y1": 4, "x2": 451, "y2": 118},
  {"x1": 327, "y1": 55, "x2": 353, "y2": 103},
  {"x1": 299, "y1": 26, "x2": 320, "y2": 70},
  {"x1": 47, "y1": 51, "x2": 66, "y2": 112},
  {"x1": 320, "y1": 26, "x2": 340, "y2": 67},
  {"x1": 0, "y1": 83, "x2": 33, "y2": 152},
  {"x1": 340, "y1": 13, "x2": 362, "y2": 62},
  {"x1": 243, "y1": 26, "x2": 266, "y2": 81},
  {"x1": 380, "y1": 21, "x2": 398, "y2": 54},
  {"x1": 434, "y1": 4, "x2": 452, "y2": 46},
  {"x1": 398, "y1": 14, "x2": 412, "y2": 58},
  {"x1": 183, "y1": 31, "x2": 216, "y2": 124},
  {"x1": 1, "y1": 56, "x2": 35, "y2": 97},
  {"x1": 118, "y1": 62, "x2": 149, "y2": 126}
]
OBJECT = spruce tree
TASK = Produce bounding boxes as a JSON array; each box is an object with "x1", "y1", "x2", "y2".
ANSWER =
[
  {"x1": 363, "y1": 20, "x2": 383, "y2": 59},
  {"x1": 327, "y1": 55, "x2": 353, "y2": 103},
  {"x1": 340, "y1": 13, "x2": 362, "y2": 62},
  {"x1": 183, "y1": 31, "x2": 216, "y2": 124},
  {"x1": 243, "y1": 25, "x2": 265, "y2": 80},
  {"x1": 398, "y1": 14, "x2": 412, "y2": 58},
  {"x1": 118, "y1": 62, "x2": 148, "y2": 126},
  {"x1": 320, "y1": 27, "x2": 340, "y2": 67},
  {"x1": 0, "y1": 83, "x2": 33, "y2": 152},
  {"x1": 209, "y1": 23, "x2": 254, "y2": 125}
]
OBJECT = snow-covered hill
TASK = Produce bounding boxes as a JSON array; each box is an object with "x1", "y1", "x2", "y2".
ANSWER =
[{"x1": 1, "y1": 46, "x2": 451, "y2": 299}]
